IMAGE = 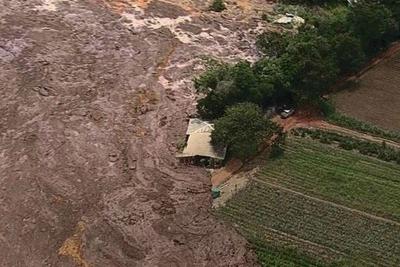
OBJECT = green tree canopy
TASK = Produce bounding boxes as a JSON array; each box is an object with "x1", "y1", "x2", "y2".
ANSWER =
[
  {"x1": 196, "y1": 61, "x2": 264, "y2": 119},
  {"x1": 211, "y1": 103, "x2": 277, "y2": 159},
  {"x1": 279, "y1": 29, "x2": 339, "y2": 102},
  {"x1": 349, "y1": 1, "x2": 398, "y2": 54},
  {"x1": 332, "y1": 32, "x2": 366, "y2": 74}
]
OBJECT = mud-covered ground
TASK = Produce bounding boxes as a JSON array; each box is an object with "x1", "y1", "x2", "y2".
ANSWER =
[{"x1": 0, "y1": 0, "x2": 271, "y2": 266}]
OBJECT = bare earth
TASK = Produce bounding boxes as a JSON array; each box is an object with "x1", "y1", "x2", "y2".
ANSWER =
[
  {"x1": 0, "y1": 0, "x2": 272, "y2": 266},
  {"x1": 334, "y1": 50, "x2": 400, "y2": 132}
]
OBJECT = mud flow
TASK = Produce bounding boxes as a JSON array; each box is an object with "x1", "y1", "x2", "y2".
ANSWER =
[{"x1": 0, "y1": 0, "x2": 270, "y2": 266}]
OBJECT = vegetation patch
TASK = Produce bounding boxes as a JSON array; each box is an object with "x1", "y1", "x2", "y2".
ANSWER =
[
  {"x1": 209, "y1": 0, "x2": 226, "y2": 12},
  {"x1": 196, "y1": 1, "x2": 400, "y2": 121},
  {"x1": 217, "y1": 137, "x2": 400, "y2": 266},
  {"x1": 326, "y1": 112, "x2": 400, "y2": 143},
  {"x1": 293, "y1": 128, "x2": 400, "y2": 165}
]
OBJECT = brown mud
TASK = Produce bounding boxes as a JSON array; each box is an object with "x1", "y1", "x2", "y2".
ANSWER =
[{"x1": 0, "y1": 0, "x2": 272, "y2": 266}]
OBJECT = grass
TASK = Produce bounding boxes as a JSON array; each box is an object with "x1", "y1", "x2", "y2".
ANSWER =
[{"x1": 217, "y1": 136, "x2": 400, "y2": 266}]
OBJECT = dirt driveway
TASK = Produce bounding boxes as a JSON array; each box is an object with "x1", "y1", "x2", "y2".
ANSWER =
[{"x1": 0, "y1": 0, "x2": 270, "y2": 266}]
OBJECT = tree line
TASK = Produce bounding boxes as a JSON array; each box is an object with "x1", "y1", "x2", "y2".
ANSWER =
[{"x1": 196, "y1": 0, "x2": 400, "y2": 159}]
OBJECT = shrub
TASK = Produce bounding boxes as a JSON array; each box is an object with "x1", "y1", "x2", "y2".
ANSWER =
[
  {"x1": 295, "y1": 128, "x2": 400, "y2": 164},
  {"x1": 256, "y1": 32, "x2": 291, "y2": 58},
  {"x1": 318, "y1": 99, "x2": 336, "y2": 117},
  {"x1": 209, "y1": 0, "x2": 226, "y2": 12},
  {"x1": 270, "y1": 129, "x2": 287, "y2": 159},
  {"x1": 339, "y1": 140, "x2": 355, "y2": 150}
]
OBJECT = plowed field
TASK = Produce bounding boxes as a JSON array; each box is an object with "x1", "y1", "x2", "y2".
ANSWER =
[{"x1": 334, "y1": 51, "x2": 400, "y2": 132}]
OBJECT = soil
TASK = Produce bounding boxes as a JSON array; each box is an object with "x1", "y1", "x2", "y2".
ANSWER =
[
  {"x1": 0, "y1": 0, "x2": 272, "y2": 266},
  {"x1": 333, "y1": 49, "x2": 400, "y2": 132},
  {"x1": 211, "y1": 159, "x2": 243, "y2": 187},
  {"x1": 212, "y1": 167, "x2": 257, "y2": 209}
]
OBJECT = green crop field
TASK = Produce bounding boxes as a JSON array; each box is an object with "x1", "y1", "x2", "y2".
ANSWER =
[{"x1": 217, "y1": 137, "x2": 400, "y2": 266}]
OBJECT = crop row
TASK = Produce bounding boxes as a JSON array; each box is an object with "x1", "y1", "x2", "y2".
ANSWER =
[
  {"x1": 218, "y1": 181, "x2": 400, "y2": 266},
  {"x1": 259, "y1": 137, "x2": 400, "y2": 220},
  {"x1": 220, "y1": 211, "x2": 344, "y2": 267},
  {"x1": 284, "y1": 138, "x2": 400, "y2": 180}
]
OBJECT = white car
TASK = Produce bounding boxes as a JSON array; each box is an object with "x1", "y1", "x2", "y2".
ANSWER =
[{"x1": 280, "y1": 108, "x2": 295, "y2": 119}]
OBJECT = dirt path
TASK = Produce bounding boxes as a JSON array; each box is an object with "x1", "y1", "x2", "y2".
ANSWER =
[{"x1": 0, "y1": 0, "x2": 272, "y2": 266}]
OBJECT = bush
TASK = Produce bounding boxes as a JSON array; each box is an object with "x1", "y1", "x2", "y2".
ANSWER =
[
  {"x1": 270, "y1": 129, "x2": 287, "y2": 159},
  {"x1": 209, "y1": 0, "x2": 226, "y2": 12},
  {"x1": 318, "y1": 99, "x2": 335, "y2": 116},
  {"x1": 256, "y1": 32, "x2": 291, "y2": 58},
  {"x1": 339, "y1": 139, "x2": 357, "y2": 150},
  {"x1": 294, "y1": 128, "x2": 400, "y2": 164}
]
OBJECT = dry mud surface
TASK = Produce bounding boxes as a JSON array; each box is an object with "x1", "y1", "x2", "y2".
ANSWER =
[{"x1": 0, "y1": 0, "x2": 271, "y2": 266}]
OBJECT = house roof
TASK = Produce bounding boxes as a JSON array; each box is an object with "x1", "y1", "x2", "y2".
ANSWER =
[
  {"x1": 186, "y1": 118, "x2": 214, "y2": 135},
  {"x1": 177, "y1": 132, "x2": 227, "y2": 160}
]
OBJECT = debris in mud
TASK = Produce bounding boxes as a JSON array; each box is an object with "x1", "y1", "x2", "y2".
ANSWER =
[
  {"x1": 89, "y1": 110, "x2": 104, "y2": 122},
  {"x1": 108, "y1": 153, "x2": 119, "y2": 162},
  {"x1": 159, "y1": 115, "x2": 168, "y2": 126},
  {"x1": 32, "y1": 86, "x2": 51, "y2": 97},
  {"x1": 58, "y1": 221, "x2": 89, "y2": 267}
]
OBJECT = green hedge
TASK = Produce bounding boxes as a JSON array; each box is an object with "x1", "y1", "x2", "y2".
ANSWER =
[
  {"x1": 327, "y1": 113, "x2": 400, "y2": 143},
  {"x1": 292, "y1": 128, "x2": 400, "y2": 164}
]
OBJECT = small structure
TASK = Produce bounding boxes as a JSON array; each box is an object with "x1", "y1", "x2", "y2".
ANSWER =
[{"x1": 176, "y1": 119, "x2": 227, "y2": 167}]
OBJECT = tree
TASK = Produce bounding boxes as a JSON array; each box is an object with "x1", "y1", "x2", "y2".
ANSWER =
[
  {"x1": 315, "y1": 6, "x2": 351, "y2": 38},
  {"x1": 279, "y1": 29, "x2": 339, "y2": 102},
  {"x1": 384, "y1": 0, "x2": 400, "y2": 28},
  {"x1": 253, "y1": 58, "x2": 291, "y2": 105},
  {"x1": 349, "y1": 1, "x2": 398, "y2": 55},
  {"x1": 211, "y1": 103, "x2": 277, "y2": 159},
  {"x1": 209, "y1": 0, "x2": 226, "y2": 12},
  {"x1": 195, "y1": 61, "x2": 264, "y2": 119},
  {"x1": 332, "y1": 33, "x2": 366, "y2": 74}
]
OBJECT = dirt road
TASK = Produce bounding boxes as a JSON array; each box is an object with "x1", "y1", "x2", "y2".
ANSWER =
[{"x1": 0, "y1": 0, "x2": 270, "y2": 266}]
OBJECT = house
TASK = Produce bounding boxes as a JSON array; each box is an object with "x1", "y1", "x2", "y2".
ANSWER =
[{"x1": 176, "y1": 119, "x2": 227, "y2": 166}]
